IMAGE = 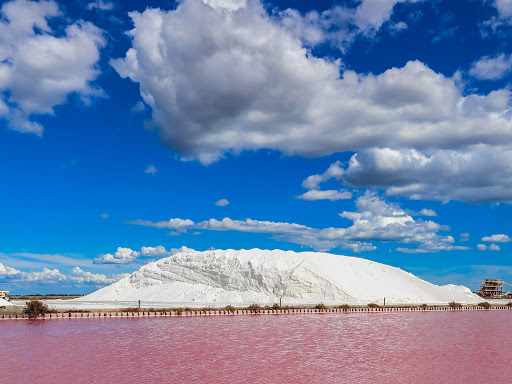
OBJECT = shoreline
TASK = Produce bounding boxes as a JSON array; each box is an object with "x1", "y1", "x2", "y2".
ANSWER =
[{"x1": 2, "y1": 304, "x2": 511, "y2": 320}]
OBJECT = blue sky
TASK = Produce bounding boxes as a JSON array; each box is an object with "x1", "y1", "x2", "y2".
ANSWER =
[{"x1": 2, "y1": 0, "x2": 512, "y2": 294}]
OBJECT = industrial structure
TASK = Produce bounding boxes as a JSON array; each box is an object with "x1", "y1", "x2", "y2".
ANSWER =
[
  {"x1": 478, "y1": 279, "x2": 512, "y2": 298},
  {"x1": 0, "y1": 290, "x2": 9, "y2": 301}
]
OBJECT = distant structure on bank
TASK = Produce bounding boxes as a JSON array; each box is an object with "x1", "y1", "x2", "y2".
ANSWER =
[
  {"x1": 478, "y1": 279, "x2": 512, "y2": 298},
  {"x1": 0, "y1": 290, "x2": 9, "y2": 301}
]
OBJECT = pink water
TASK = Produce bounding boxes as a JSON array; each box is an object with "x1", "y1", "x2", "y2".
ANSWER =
[{"x1": 2, "y1": 311, "x2": 512, "y2": 383}]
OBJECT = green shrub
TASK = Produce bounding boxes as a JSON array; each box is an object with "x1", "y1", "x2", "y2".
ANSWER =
[
  {"x1": 367, "y1": 303, "x2": 380, "y2": 308},
  {"x1": 23, "y1": 300, "x2": 49, "y2": 319},
  {"x1": 248, "y1": 304, "x2": 261, "y2": 313},
  {"x1": 272, "y1": 303, "x2": 281, "y2": 310},
  {"x1": 419, "y1": 304, "x2": 428, "y2": 310},
  {"x1": 478, "y1": 302, "x2": 491, "y2": 309},
  {"x1": 448, "y1": 301, "x2": 462, "y2": 308},
  {"x1": 315, "y1": 303, "x2": 327, "y2": 310},
  {"x1": 225, "y1": 305, "x2": 236, "y2": 313},
  {"x1": 507, "y1": 302, "x2": 512, "y2": 307},
  {"x1": 338, "y1": 304, "x2": 350, "y2": 311}
]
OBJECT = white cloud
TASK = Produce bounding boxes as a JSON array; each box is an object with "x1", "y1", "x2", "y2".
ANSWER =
[
  {"x1": 277, "y1": 0, "x2": 421, "y2": 49},
  {"x1": 460, "y1": 233, "x2": 470, "y2": 242},
  {"x1": 215, "y1": 199, "x2": 230, "y2": 206},
  {"x1": 128, "y1": 192, "x2": 467, "y2": 253},
  {"x1": 297, "y1": 189, "x2": 352, "y2": 201},
  {"x1": 337, "y1": 145, "x2": 512, "y2": 203},
  {"x1": 302, "y1": 161, "x2": 345, "y2": 190},
  {"x1": 93, "y1": 245, "x2": 193, "y2": 264},
  {"x1": 111, "y1": 0, "x2": 512, "y2": 202},
  {"x1": 100, "y1": 213, "x2": 109, "y2": 219},
  {"x1": 0, "y1": 0, "x2": 106, "y2": 135},
  {"x1": 469, "y1": 53, "x2": 512, "y2": 80},
  {"x1": 418, "y1": 209, "x2": 437, "y2": 217},
  {"x1": 131, "y1": 101, "x2": 145, "y2": 112},
  {"x1": 0, "y1": 262, "x2": 65, "y2": 282},
  {"x1": 477, "y1": 243, "x2": 502, "y2": 251},
  {"x1": 298, "y1": 161, "x2": 351, "y2": 201},
  {"x1": 493, "y1": 0, "x2": 512, "y2": 20},
  {"x1": 0, "y1": 262, "x2": 127, "y2": 285},
  {"x1": 481, "y1": 234, "x2": 512, "y2": 243},
  {"x1": 87, "y1": 0, "x2": 114, "y2": 11},
  {"x1": 145, "y1": 164, "x2": 157, "y2": 175},
  {"x1": 69, "y1": 267, "x2": 128, "y2": 284}
]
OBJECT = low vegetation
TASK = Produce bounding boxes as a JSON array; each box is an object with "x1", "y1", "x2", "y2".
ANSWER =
[
  {"x1": 225, "y1": 305, "x2": 236, "y2": 313},
  {"x1": 338, "y1": 304, "x2": 350, "y2": 311},
  {"x1": 419, "y1": 304, "x2": 428, "y2": 310},
  {"x1": 175, "y1": 308, "x2": 184, "y2": 315},
  {"x1": 367, "y1": 303, "x2": 380, "y2": 308},
  {"x1": 478, "y1": 302, "x2": 491, "y2": 309},
  {"x1": 248, "y1": 304, "x2": 261, "y2": 313},
  {"x1": 272, "y1": 303, "x2": 281, "y2": 310},
  {"x1": 448, "y1": 301, "x2": 462, "y2": 308},
  {"x1": 23, "y1": 300, "x2": 50, "y2": 319},
  {"x1": 315, "y1": 303, "x2": 327, "y2": 310}
]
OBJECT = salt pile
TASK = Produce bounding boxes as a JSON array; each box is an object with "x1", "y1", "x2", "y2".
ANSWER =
[
  {"x1": 83, "y1": 249, "x2": 481, "y2": 305},
  {"x1": 0, "y1": 298, "x2": 14, "y2": 307}
]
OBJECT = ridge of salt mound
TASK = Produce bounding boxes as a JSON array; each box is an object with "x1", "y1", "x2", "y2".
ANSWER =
[{"x1": 83, "y1": 249, "x2": 482, "y2": 305}]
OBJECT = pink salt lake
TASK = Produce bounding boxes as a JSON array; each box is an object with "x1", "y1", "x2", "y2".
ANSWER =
[{"x1": 2, "y1": 311, "x2": 512, "y2": 383}]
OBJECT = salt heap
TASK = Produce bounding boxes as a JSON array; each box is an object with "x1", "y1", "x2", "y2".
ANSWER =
[
  {"x1": 84, "y1": 249, "x2": 481, "y2": 305},
  {"x1": 0, "y1": 298, "x2": 14, "y2": 307}
]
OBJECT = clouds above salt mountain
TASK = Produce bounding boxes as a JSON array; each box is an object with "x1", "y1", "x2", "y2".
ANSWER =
[
  {"x1": 93, "y1": 245, "x2": 193, "y2": 264},
  {"x1": 113, "y1": 0, "x2": 512, "y2": 172},
  {"x1": 0, "y1": 262, "x2": 127, "y2": 285},
  {"x1": 304, "y1": 147, "x2": 512, "y2": 203},
  {"x1": 0, "y1": 0, "x2": 105, "y2": 135},
  {"x1": 127, "y1": 192, "x2": 468, "y2": 254}
]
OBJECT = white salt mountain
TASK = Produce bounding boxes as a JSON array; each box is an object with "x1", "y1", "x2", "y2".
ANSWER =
[{"x1": 84, "y1": 249, "x2": 481, "y2": 305}]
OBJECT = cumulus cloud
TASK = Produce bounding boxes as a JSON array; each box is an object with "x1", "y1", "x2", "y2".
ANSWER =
[
  {"x1": 127, "y1": 192, "x2": 467, "y2": 253},
  {"x1": 277, "y1": 0, "x2": 422, "y2": 49},
  {"x1": 481, "y1": 234, "x2": 512, "y2": 242},
  {"x1": 460, "y1": 233, "x2": 470, "y2": 242},
  {"x1": 93, "y1": 245, "x2": 193, "y2": 264},
  {"x1": 0, "y1": 262, "x2": 64, "y2": 282},
  {"x1": 0, "y1": 262, "x2": 128, "y2": 285},
  {"x1": 493, "y1": 0, "x2": 512, "y2": 20},
  {"x1": 0, "y1": 0, "x2": 106, "y2": 135},
  {"x1": 469, "y1": 53, "x2": 512, "y2": 80},
  {"x1": 333, "y1": 145, "x2": 512, "y2": 203},
  {"x1": 418, "y1": 209, "x2": 437, "y2": 217},
  {"x1": 68, "y1": 267, "x2": 128, "y2": 284},
  {"x1": 145, "y1": 164, "x2": 157, "y2": 175},
  {"x1": 131, "y1": 101, "x2": 145, "y2": 112},
  {"x1": 297, "y1": 189, "x2": 352, "y2": 201},
  {"x1": 477, "y1": 243, "x2": 501, "y2": 251},
  {"x1": 298, "y1": 161, "x2": 352, "y2": 201},
  {"x1": 215, "y1": 199, "x2": 230, "y2": 206},
  {"x1": 112, "y1": 0, "x2": 512, "y2": 170},
  {"x1": 87, "y1": 0, "x2": 114, "y2": 11}
]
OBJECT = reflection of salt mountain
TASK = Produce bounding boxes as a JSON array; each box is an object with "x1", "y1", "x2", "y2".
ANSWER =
[{"x1": 84, "y1": 249, "x2": 481, "y2": 305}]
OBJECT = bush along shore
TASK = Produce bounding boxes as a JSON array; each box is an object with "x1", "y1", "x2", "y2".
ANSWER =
[{"x1": 1, "y1": 301, "x2": 512, "y2": 320}]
